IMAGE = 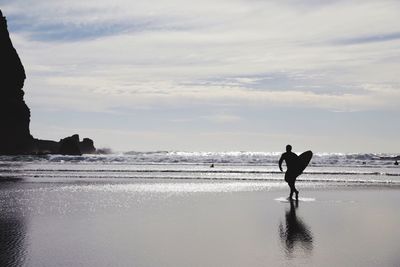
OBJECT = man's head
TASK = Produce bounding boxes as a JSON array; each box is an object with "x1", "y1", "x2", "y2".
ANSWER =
[{"x1": 286, "y1": 144, "x2": 292, "y2": 152}]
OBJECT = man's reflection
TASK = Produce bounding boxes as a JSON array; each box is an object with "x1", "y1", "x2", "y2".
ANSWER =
[{"x1": 279, "y1": 199, "x2": 313, "y2": 257}]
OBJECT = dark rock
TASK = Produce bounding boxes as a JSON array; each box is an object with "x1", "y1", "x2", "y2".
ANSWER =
[
  {"x1": 0, "y1": 9, "x2": 97, "y2": 155},
  {"x1": 79, "y1": 138, "x2": 96, "y2": 154},
  {"x1": 0, "y1": 10, "x2": 34, "y2": 154},
  {"x1": 59, "y1": 134, "x2": 82, "y2": 155},
  {"x1": 34, "y1": 139, "x2": 60, "y2": 154},
  {"x1": 34, "y1": 135, "x2": 96, "y2": 155}
]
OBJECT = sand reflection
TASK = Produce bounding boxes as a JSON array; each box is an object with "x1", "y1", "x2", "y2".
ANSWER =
[
  {"x1": 279, "y1": 199, "x2": 313, "y2": 258},
  {"x1": 0, "y1": 181, "x2": 28, "y2": 266}
]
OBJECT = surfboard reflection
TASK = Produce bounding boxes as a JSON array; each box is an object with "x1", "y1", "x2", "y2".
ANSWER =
[{"x1": 279, "y1": 199, "x2": 313, "y2": 258}]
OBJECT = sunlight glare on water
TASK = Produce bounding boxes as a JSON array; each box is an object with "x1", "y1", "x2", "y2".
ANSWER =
[{"x1": 58, "y1": 181, "x2": 286, "y2": 194}]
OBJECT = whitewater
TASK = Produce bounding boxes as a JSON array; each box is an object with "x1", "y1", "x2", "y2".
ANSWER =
[
  {"x1": 1, "y1": 151, "x2": 400, "y2": 267},
  {"x1": 1, "y1": 151, "x2": 399, "y2": 187}
]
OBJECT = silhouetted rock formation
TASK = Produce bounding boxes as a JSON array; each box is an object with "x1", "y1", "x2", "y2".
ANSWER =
[
  {"x1": 34, "y1": 139, "x2": 59, "y2": 155},
  {"x1": 34, "y1": 135, "x2": 96, "y2": 155},
  {"x1": 79, "y1": 138, "x2": 96, "y2": 154},
  {"x1": 0, "y1": 10, "x2": 96, "y2": 155},
  {"x1": 0, "y1": 10, "x2": 34, "y2": 154},
  {"x1": 59, "y1": 134, "x2": 82, "y2": 155}
]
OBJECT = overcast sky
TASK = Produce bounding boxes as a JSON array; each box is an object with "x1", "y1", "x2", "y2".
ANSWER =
[{"x1": 1, "y1": 0, "x2": 400, "y2": 152}]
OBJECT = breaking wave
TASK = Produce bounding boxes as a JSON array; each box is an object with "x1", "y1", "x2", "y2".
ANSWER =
[
  {"x1": 0, "y1": 151, "x2": 399, "y2": 187},
  {"x1": 0, "y1": 151, "x2": 399, "y2": 167}
]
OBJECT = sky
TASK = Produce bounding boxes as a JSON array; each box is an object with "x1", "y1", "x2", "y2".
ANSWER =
[{"x1": 1, "y1": 0, "x2": 400, "y2": 153}]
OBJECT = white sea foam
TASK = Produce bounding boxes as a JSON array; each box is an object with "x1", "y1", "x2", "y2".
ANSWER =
[
  {"x1": 0, "y1": 152, "x2": 399, "y2": 187},
  {"x1": 0, "y1": 151, "x2": 399, "y2": 166}
]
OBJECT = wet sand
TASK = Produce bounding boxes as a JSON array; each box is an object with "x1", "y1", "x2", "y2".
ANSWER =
[{"x1": 0, "y1": 179, "x2": 399, "y2": 266}]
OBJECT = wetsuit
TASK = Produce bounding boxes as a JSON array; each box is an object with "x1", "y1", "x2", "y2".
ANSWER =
[{"x1": 279, "y1": 151, "x2": 299, "y2": 199}]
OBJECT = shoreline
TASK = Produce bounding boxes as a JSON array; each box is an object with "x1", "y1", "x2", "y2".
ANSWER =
[{"x1": 1, "y1": 179, "x2": 400, "y2": 266}]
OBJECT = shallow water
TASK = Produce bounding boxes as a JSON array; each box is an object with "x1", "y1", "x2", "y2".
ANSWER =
[
  {"x1": 1, "y1": 178, "x2": 400, "y2": 266},
  {"x1": 0, "y1": 154, "x2": 400, "y2": 266},
  {"x1": 1, "y1": 152, "x2": 400, "y2": 187}
]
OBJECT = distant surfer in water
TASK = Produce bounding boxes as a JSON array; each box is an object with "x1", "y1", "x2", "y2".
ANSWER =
[{"x1": 279, "y1": 145, "x2": 299, "y2": 200}]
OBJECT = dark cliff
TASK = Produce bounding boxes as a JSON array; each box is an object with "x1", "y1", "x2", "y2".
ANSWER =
[
  {"x1": 0, "y1": 10, "x2": 96, "y2": 155},
  {"x1": 0, "y1": 10, "x2": 34, "y2": 154}
]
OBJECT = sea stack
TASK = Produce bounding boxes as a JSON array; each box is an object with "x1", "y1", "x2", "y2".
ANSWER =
[
  {"x1": 0, "y1": 9, "x2": 96, "y2": 155},
  {"x1": 0, "y1": 10, "x2": 34, "y2": 154}
]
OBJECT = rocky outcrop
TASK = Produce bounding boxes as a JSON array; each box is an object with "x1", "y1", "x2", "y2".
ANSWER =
[
  {"x1": 59, "y1": 135, "x2": 82, "y2": 155},
  {"x1": 58, "y1": 135, "x2": 96, "y2": 155},
  {"x1": 79, "y1": 138, "x2": 96, "y2": 154},
  {"x1": 34, "y1": 135, "x2": 96, "y2": 155},
  {"x1": 0, "y1": 10, "x2": 34, "y2": 154},
  {"x1": 0, "y1": 10, "x2": 96, "y2": 155},
  {"x1": 34, "y1": 139, "x2": 60, "y2": 155}
]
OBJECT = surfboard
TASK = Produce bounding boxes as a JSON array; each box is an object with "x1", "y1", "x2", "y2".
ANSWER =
[
  {"x1": 284, "y1": 150, "x2": 313, "y2": 183},
  {"x1": 295, "y1": 150, "x2": 313, "y2": 175}
]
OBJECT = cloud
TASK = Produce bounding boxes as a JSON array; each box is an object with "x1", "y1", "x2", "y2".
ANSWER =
[
  {"x1": 201, "y1": 114, "x2": 242, "y2": 123},
  {"x1": 8, "y1": 15, "x2": 148, "y2": 42},
  {"x1": 27, "y1": 72, "x2": 400, "y2": 113},
  {"x1": 334, "y1": 32, "x2": 400, "y2": 45},
  {"x1": 2, "y1": 0, "x2": 400, "y2": 151}
]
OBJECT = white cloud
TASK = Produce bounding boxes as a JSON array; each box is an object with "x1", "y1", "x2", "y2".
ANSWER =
[
  {"x1": 201, "y1": 114, "x2": 242, "y2": 123},
  {"x1": 2, "y1": 0, "x2": 400, "y2": 151}
]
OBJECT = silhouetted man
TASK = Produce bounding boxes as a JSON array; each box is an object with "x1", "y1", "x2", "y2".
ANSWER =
[{"x1": 279, "y1": 145, "x2": 299, "y2": 199}]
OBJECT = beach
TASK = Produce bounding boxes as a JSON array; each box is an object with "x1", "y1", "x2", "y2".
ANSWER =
[
  {"x1": 1, "y1": 152, "x2": 400, "y2": 266},
  {"x1": 1, "y1": 177, "x2": 400, "y2": 266},
  {"x1": 2, "y1": 0, "x2": 399, "y2": 265}
]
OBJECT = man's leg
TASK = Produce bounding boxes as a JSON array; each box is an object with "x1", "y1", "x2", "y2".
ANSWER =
[
  {"x1": 286, "y1": 171, "x2": 299, "y2": 200},
  {"x1": 288, "y1": 181, "x2": 295, "y2": 199},
  {"x1": 285, "y1": 172, "x2": 293, "y2": 198},
  {"x1": 293, "y1": 182, "x2": 299, "y2": 200}
]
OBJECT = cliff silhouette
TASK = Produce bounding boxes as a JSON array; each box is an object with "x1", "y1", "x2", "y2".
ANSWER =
[{"x1": 0, "y1": 10, "x2": 96, "y2": 155}]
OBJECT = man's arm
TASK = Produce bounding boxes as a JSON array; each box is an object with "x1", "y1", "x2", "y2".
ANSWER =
[{"x1": 278, "y1": 154, "x2": 285, "y2": 172}]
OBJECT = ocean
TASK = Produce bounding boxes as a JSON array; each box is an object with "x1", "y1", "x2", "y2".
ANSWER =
[
  {"x1": 1, "y1": 151, "x2": 400, "y2": 266},
  {"x1": 1, "y1": 151, "x2": 399, "y2": 187}
]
